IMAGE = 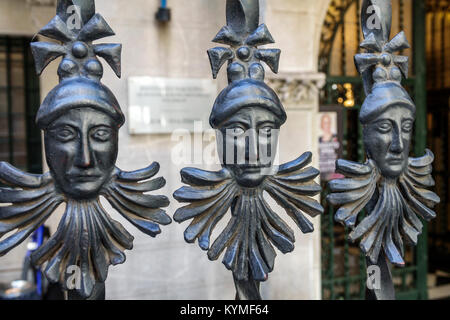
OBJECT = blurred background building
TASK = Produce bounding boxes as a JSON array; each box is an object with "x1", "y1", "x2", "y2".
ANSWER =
[{"x1": 0, "y1": 0, "x2": 448, "y2": 300}]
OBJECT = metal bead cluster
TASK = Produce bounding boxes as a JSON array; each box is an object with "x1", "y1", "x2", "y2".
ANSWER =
[
  {"x1": 57, "y1": 41, "x2": 104, "y2": 80},
  {"x1": 372, "y1": 53, "x2": 403, "y2": 84}
]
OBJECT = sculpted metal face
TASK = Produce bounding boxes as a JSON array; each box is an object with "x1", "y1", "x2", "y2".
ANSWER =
[
  {"x1": 45, "y1": 107, "x2": 118, "y2": 199},
  {"x1": 363, "y1": 105, "x2": 414, "y2": 178},
  {"x1": 327, "y1": 0, "x2": 440, "y2": 300},
  {"x1": 0, "y1": 0, "x2": 172, "y2": 300},
  {"x1": 173, "y1": 0, "x2": 323, "y2": 301},
  {"x1": 218, "y1": 107, "x2": 280, "y2": 188}
]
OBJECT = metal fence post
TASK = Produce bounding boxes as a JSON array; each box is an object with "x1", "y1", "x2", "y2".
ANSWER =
[
  {"x1": 0, "y1": 0, "x2": 172, "y2": 300},
  {"x1": 326, "y1": 0, "x2": 440, "y2": 300},
  {"x1": 173, "y1": 0, "x2": 324, "y2": 300},
  {"x1": 413, "y1": 0, "x2": 429, "y2": 300}
]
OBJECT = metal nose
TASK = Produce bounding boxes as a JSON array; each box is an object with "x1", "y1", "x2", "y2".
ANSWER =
[
  {"x1": 245, "y1": 130, "x2": 259, "y2": 164},
  {"x1": 390, "y1": 131, "x2": 404, "y2": 154},
  {"x1": 75, "y1": 136, "x2": 92, "y2": 168}
]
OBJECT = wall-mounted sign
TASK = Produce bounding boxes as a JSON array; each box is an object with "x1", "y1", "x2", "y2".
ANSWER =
[{"x1": 128, "y1": 77, "x2": 217, "y2": 134}]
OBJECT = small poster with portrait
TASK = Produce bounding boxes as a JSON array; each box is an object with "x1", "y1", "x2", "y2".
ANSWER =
[{"x1": 318, "y1": 106, "x2": 344, "y2": 182}]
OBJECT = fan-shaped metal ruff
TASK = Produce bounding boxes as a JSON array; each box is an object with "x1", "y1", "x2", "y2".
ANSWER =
[
  {"x1": 0, "y1": 163, "x2": 64, "y2": 256},
  {"x1": 327, "y1": 150, "x2": 440, "y2": 266},
  {"x1": 0, "y1": 162, "x2": 170, "y2": 298},
  {"x1": 31, "y1": 199, "x2": 134, "y2": 297},
  {"x1": 173, "y1": 152, "x2": 322, "y2": 282}
]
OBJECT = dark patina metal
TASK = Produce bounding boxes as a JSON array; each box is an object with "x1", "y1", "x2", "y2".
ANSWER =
[
  {"x1": 0, "y1": 0, "x2": 171, "y2": 300},
  {"x1": 173, "y1": 0, "x2": 324, "y2": 300},
  {"x1": 326, "y1": 0, "x2": 440, "y2": 300}
]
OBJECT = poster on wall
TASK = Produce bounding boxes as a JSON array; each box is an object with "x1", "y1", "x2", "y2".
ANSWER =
[{"x1": 318, "y1": 106, "x2": 344, "y2": 182}]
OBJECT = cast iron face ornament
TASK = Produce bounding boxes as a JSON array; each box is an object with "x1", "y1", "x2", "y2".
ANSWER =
[
  {"x1": 0, "y1": 0, "x2": 171, "y2": 300},
  {"x1": 173, "y1": 0, "x2": 324, "y2": 300},
  {"x1": 327, "y1": 0, "x2": 440, "y2": 300}
]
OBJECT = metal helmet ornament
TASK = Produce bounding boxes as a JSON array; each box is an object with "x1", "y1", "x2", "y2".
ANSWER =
[
  {"x1": 0, "y1": 0, "x2": 171, "y2": 300},
  {"x1": 327, "y1": 0, "x2": 440, "y2": 300},
  {"x1": 173, "y1": 0, "x2": 324, "y2": 300}
]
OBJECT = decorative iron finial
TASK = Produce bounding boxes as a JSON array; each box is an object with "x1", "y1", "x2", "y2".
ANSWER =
[
  {"x1": 0, "y1": 0, "x2": 171, "y2": 300},
  {"x1": 174, "y1": 0, "x2": 323, "y2": 300},
  {"x1": 355, "y1": 0, "x2": 409, "y2": 96},
  {"x1": 207, "y1": 0, "x2": 280, "y2": 82},
  {"x1": 31, "y1": 0, "x2": 121, "y2": 79},
  {"x1": 327, "y1": 0, "x2": 439, "y2": 300}
]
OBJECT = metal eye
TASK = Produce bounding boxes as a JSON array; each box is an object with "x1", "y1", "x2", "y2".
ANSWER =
[
  {"x1": 52, "y1": 126, "x2": 77, "y2": 142},
  {"x1": 376, "y1": 121, "x2": 392, "y2": 133},
  {"x1": 259, "y1": 126, "x2": 272, "y2": 136},
  {"x1": 402, "y1": 120, "x2": 413, "y2": 133},
  {"x1": 226, "y1": 126, "x2": 245, "y2": 138},
  {"x1": 232, "y1": 127, "x2": 245, "y2": 135},
  {"x1": 91, "y1": 127, "x2": 112, "y2": 142}
]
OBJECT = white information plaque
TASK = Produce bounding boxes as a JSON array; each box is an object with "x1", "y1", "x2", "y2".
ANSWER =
[{"x1": 127, "y1": 77, "x2": 217, "y2": 134}]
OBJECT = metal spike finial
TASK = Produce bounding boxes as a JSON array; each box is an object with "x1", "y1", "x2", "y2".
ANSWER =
[
  {"x1": 57, "y1": 0, "x2": 96, "y2": 28},
  {"x1": 356, "y1": 0, "x2": 410, "y2": 95},
  {"x1": 361, "y1": 0, "x2": 392, "y2": 45},
  {"x1": 31, "y1": 0, "x2": 121, "y2": 79},
  {"x1": 226, "y1": 0, "x2": 259, "y2": 36},
  {"x1": 207, "y1": 0, "x2": 280, "y2": 82}
]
